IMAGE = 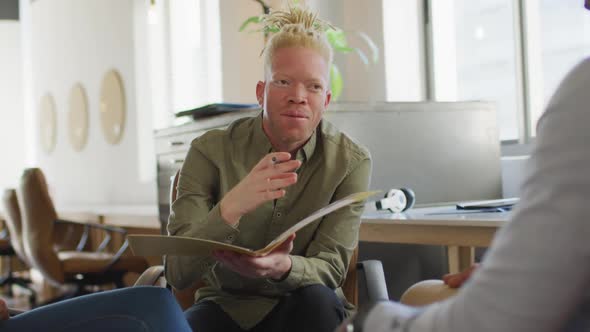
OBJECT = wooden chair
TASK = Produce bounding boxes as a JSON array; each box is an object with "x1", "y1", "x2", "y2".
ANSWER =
[{"x1": 136, "y1": 171, "x2": 388, "y2": 309}]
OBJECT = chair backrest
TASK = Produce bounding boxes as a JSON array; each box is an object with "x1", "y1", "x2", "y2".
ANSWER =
[
  {"x1": 18, "y1": 168, "x2": 64, "y2": 285},
  {"x1": 343, "y1": 247, "x2": 359, "y2": 306},
  {"x1": 1, "y1": 189, "x2": 30, "y2": 266}
]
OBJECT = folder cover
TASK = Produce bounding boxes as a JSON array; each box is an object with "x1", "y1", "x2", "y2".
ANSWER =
[{"x1": 129, "y1": 191, "x2": 378, "y2": 257}]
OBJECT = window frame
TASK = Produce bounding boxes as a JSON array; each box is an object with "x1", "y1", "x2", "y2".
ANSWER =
[{"x1": 423, "y1": 0, "x2": 544, "y2": 148}]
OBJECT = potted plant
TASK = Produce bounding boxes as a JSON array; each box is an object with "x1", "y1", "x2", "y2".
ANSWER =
[{"x1": 239, "y1": 0, "x2": 379, "y2": 101}]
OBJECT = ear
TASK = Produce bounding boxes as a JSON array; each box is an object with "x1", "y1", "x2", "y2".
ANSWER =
[
  {"x1": 324, "y1": 89, "x2": 332, "y2": 109},
  {"x1": 256, "y1": 81, "x2": 266, "y2": 107}
]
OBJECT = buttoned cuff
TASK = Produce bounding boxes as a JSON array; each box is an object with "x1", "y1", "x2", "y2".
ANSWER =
[
  {"x1": 192, "y1": 204, "x2": 240, "y2": 243},
  {"x1": 267, "y1": 255, "x2": 304, "y2": 291}
]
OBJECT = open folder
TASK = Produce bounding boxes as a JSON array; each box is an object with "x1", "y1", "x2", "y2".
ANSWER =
[{"x1": 128, "y1": 191, "x2": 378, "y2": 257}]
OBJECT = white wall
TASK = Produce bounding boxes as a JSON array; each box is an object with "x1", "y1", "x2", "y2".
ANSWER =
[
  {"x1": 214, "y1": 0, "x2": 422, "y2": 104},
  {"x1": 18, "y1": 0, "x2": 278, "y2": 207},
  {"x1": 304, "y1": 0, "x2": 389, "y2": 102},
  {"x1": 274, "y1": 0, "x2": 424, "y2": 102},
  {"x1": 0, "y1": 21, "x2": 25, "y2": 190},
  {"x1": 337, "y1": 0, "x2": 388, "y2": 102},
  {"x1": 14, "y1": 0, "x2": 525, "y2": 209},
  {"x1": 28, "y1": 0, "x2": 156, "y2": 206},
  {"x1": 137, "y1": 0, "x2": 427, "y2": 115}
]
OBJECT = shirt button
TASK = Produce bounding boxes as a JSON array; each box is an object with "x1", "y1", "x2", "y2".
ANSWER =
[
  {"x1": 276, "y1": 212, "x2": 282, "y2": 217},
  {"x1": 225, "y1": 234, "x2": 235, "y2": 242}
]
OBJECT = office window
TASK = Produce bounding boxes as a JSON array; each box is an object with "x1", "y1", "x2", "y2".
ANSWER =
[
  {"x1": 526, "y1": 0, "x2": 590, "y2": 134},
  {"x1": 168, "y1": 0, "x2": 221, "y2": 113},
  {"x1": 430, "y1": 0, "x2": 520, "y2": 141}
]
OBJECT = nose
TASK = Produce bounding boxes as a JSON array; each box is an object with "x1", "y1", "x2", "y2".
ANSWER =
[{"x1": 287, "y1": 84, "x2": 307, "y2": 105}]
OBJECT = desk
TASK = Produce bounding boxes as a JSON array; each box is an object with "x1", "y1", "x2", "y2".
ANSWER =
[
  {"x1": 57, "y1": 205, "x2": 160, "y2": 229},
  {"x1": 7, "y1": 204, "x2": 506, "y2": 273},
  {"x1": 361, "y1": 206, "x2": 510, "y2": 273}
]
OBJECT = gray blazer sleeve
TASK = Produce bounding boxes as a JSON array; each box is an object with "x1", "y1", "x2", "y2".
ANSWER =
[{"x1": 364, "y1": 58, "x2": 590, "y2": 332}]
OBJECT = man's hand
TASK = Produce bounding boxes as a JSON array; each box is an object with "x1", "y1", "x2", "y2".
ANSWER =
[
  {"x1": 442, "y1": 263, "x2": 479, "y2": 288},
  {"x1": 213, "y1": 234, "x2": 296, "y2": 280},
  {"x1": 220, "y1": 152, "x2": 301, "y2": 226},
  {"x1": 0, "y1": 298, "x2": 9, "y2": 320}
]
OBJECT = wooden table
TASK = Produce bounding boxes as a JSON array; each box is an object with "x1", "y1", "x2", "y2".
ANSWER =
[
  {"x1": 58, "y1": 205, "x2": 160, "y2": 229},
  {"x1": 361, "y1": 206, "x2": 510, "y2": 273}
]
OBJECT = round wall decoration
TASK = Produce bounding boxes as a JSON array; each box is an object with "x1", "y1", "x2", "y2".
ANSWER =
[
  {"x1": 39, "y1": 93, "x2": 57, "y2": 154},
  {"x1": 99, "y1": 69, "x2": 126, "y2": 144},
  {"x1": 67, "y1": 83, "x2": 89, "y2": 151}
]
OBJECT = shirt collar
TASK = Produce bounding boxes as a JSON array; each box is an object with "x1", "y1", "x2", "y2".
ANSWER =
[{"x1": 298, "y1": 127, "x2": 317, "y2": 162}]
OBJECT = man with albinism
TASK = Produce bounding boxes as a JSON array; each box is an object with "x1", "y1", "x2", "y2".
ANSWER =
[{"x1": 165, "y1": 5, "x2": 372, "y2": 332}]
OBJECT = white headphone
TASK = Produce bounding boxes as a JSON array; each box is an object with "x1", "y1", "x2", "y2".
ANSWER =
[{"x1": 366, "y1": 188, "x2": 416, "y2": 213}]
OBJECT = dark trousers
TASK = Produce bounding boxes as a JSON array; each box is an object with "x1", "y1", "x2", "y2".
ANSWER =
[{"x1": 184, "y1": 284, "x2": 346, "y2": 332}]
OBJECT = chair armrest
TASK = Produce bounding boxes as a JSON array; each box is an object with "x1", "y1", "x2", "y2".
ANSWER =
[
  {"x1": 55, "y1": 218, "x2": 127, "y2": 234},
  {"x1": 55, "y1": 218, "x2": 133, "y2": 273},
  {"x1": 55, "y1": 219, "x2": 127, "y2": 252},
  {"x1": 134, "y1": 265, "x2": 165, "y2": 286},
  {"x1": 357, "y1": 260, "x2": 389, "y2": 302}
]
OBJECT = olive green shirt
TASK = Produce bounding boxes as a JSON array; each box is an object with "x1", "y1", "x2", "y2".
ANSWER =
[{"x1": 165, "y1": 113, "x2": 372, "y2": 330}]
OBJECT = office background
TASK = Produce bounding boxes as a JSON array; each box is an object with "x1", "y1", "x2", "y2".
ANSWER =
[
  {"x1": 1, "y1": 0, "x2": 589, "y2": 302},
  {"x1": 0, "y1": 0, "x2": 588, "y2": 216}
]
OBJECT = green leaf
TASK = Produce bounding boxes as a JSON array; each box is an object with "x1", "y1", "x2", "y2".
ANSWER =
[
  {"x1": 330, "y1": 64, "x2": 343, "y2": 101},
  {"x1": 239, "y1": 16, "x2": 261, "y2": 32}
]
